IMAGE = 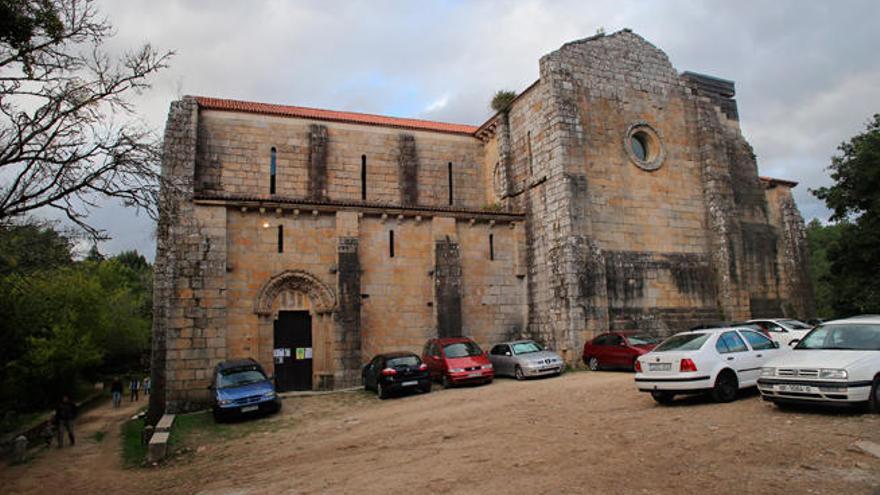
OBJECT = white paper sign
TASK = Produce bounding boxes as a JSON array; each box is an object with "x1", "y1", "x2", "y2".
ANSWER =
[
  {"x1": 273, "y1": 348, "x2": 284, "y2": 358},
  {"x1": 305, "y1": 347, "x2": 313, "y2": 359},
  {"x1": 284, "y1": 348, "x2": 291, "y2": 357}
]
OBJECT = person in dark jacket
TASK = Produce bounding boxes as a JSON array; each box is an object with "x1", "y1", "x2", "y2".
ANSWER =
[
  {"x1": 111, "y1": 377, "x2": 123, "y2": 408},
  {"x1": 129, "y1": 376, "x2": 140, "y2": 402},
  {"x1": 53, "y1": 395, "x2": 77, "y2": 448}
]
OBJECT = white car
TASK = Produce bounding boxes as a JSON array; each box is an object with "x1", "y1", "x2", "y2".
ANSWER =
[
  {"x1": 747, "y1": 318, "x2": 813, "y2": 347},
  {"x1": 635, "y1": 327, "x2": 785, "y2": 404},
  {"x1": 757, "y1": 315, "x2": 880, "y2": 412}
]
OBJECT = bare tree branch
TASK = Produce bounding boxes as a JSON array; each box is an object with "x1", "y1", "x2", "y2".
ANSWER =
[{"x1": 0, "y1": 0, "x2": 173, "y2": 240}]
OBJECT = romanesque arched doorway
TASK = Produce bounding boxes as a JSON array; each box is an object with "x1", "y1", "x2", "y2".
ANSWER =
[{"x1": 254, "y1": 270, "x2": 336, "y2": 392}]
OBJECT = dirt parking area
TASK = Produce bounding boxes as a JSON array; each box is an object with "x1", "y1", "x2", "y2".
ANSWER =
[{"x1": 3, "y1": 371, "x2": 879, "y2": 494}]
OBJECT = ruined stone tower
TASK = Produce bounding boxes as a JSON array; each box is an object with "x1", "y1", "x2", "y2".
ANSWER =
[{"x1": 150, "y1": 29, "x2": 813, "y2": 415}]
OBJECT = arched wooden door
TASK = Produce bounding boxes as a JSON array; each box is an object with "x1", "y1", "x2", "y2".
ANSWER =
[{"x1": 273, "y1": 311, "x2": 313, "y2": 391}]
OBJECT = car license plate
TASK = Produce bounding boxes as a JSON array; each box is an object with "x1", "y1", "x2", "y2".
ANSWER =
[
  {"x1": 776, "y1": 384, "x2": 809, "y2": 393},
  {"x1": 402, "y1": 380, "x2": 418, "y2": 386},
  {"x1": 241, "y1": 405, "x2": 259, "y2": 413},
  {"x1": 649, "y1": 363, "x2": 671, "y2": 371},
  {"x1": 467, "y1": 372, "x2": 482, "y2": 378}
]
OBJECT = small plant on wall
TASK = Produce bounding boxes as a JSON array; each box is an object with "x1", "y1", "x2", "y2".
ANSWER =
[{"x1": 490, "y1": 90, "x2": 517, "y2": 113}]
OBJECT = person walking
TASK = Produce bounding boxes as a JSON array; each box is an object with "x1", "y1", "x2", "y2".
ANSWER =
[
  {"x1": 129, "y1": 376, "x2": 140, "y2": 402},
  {"x1": 143, "y1": 376, "x2": 151, "y2": 396},
  {"x1": 53, "y1": 395, "x2": 77, "y2": 448},
  {"x1": 111, "y1": 377, "x2": 123, "y2": 408}
]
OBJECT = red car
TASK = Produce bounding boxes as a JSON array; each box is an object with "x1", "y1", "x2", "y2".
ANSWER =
[
  {"x1": 422, "y1": 337, "x2": 494, "y2": 388},
  {"x1": 582, "y1": 332, "x2": 658, "y2": 371}
]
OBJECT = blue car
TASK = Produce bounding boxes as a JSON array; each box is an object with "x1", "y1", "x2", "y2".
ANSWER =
[{"x1": 210, "y1": 358, "x2": 281, "y2": 421}]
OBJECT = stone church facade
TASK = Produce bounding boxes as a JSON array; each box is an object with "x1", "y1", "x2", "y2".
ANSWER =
[{"x1": 151, "y1": 30, "x2": 813, "y2": 413}]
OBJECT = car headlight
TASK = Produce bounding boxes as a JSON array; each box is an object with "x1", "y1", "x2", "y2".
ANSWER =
[
  {"x1": 819, "y1": 369, "x2": 848, "y2": 379},
  {"x1": 262, "y1": 391, "x2": 276, "y2": 399},
  {"x1": 482, "y1": 364, "x2": 493, "y2": 370},
  {"x1": 760, "y1": 367, "x2": 775, "y2": 377},
  {"x1": 219, "y1": 399, "x2": 232, "y2": 406},
  {"x1": 450, "y1": 368, "x2": 465, "y2": 373}
]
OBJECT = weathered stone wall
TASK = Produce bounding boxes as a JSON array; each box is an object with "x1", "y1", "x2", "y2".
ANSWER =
[
  {"x1": 765, "y1": 183, "x2": 815, "y2": 318},
  {"x1": 195, "y1": 111, "x2": 485, "y2": 209}
]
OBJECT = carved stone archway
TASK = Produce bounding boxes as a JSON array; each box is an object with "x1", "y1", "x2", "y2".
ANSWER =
[{"x1": 254, "y1": 270, "x2": 336, "y2": 316}]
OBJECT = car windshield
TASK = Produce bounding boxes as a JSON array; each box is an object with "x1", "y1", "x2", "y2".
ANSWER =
[
  {"x1": 444, "y1": 342, "x2": 483, "y2": 358},
  {"x1": 795, "y1": 323, "x2": 880, "y2": 351},
  {"x1": 218, "y1": 368, "x2": 267, "y2": 388},
  {"x1": 512, "y1": 341, "x2": 543, "y2": 354},
  {"x1": 627, "y1": 335, "x2": 658, "y2": 345},
  {"x1": 654, "y1": 333, "x2": 710, "y2": 352},
  {"x1": 387, "y1": 356, "x2": 420, "y2": 367},
  {"x1": 780, "y1": 319, "x2": 812, "y2": 330}
]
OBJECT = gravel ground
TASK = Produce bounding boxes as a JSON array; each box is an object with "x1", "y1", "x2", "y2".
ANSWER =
[{"x1": 3, "y1": 371, "x2": 879, "y2": 495}]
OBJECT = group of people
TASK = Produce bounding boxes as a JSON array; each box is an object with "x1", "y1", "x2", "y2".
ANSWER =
[
  {"x1": 41, "y1": 373, "x2": 151, "y2": 449},
  {"x1": 110, "y1": 375, "x2": 150, "y2": 407}
]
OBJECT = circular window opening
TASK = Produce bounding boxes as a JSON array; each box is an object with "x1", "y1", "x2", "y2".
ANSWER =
[
  {"x1": 631, "y1": 133, "x2": 648, "y2": 161},
  {"x1": 624, "y1": 123, "x2": 664, "y2": 171}
]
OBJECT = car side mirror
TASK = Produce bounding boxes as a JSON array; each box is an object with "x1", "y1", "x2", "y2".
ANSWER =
[
  {"x1": 788, "y1": 339, "x2": 799, "y2": 347},
  {"x1": 772, "y1": 341, "x2": 780, "y2": 349},
  {"x1": 619, "y1": 341, "x2": 627, "y2": 346},
  {"x1": 504, "y1": 352, "x2": 511, "y2": 356}
]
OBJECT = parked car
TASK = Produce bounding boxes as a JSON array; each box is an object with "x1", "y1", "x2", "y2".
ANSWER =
[
  {"x1": 362, "y1": 352, "x2": 432, "y2": 399},
  {"x1": 635, "y1": 327, "x2": 783, "y2": 404},
  {"x1": 422, "y1": 337, "x2": 494, "y2": 388},
  {"x1": 583, "y1": 332, "x2": 658, "y2": 371},
  {"x1": 757, "y1": 315, "x2": 880, "y2": 412},
  {"x1": 209, "y1": 358, "x2": 281, "y2": 421},
  {"x1": 747, "y1": 318, "x2": 814, "y2": 347},
  {"x1": 489, "y1": 340, "x2": 564, "y2": 379}
]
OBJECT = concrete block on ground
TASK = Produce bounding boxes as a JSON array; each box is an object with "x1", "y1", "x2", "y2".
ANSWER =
[
  {"x1": 147, "y1": 431, "x2": 170, "y2": 463},
  {"x1": 156, "y1": 414, "x2": 176, "y2": 433}
]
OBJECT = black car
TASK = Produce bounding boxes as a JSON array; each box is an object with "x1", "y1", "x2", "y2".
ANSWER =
[
  {"x1": 362, "y1": 352, "x2": 432, "y2": 399},
  {"x1": 209, "y1": 358, "x2": 281, "y2": 421}
]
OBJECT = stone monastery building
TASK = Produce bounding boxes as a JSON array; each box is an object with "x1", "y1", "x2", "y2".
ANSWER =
[{"x1": 152, "y1": 30, "x2": 814, "y2": 412}]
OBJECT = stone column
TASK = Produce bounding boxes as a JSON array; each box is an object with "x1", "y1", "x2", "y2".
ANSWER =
[
  {"x1": 308, "y1": 124, "x2": 329, "y2": 200},
  {"x1": 333, "y1": 211, "x2": 361, "y2": 388},
  {"x1": 432, "y1": 217, "x2": 462, "y2": 338},
  {"x1": 397, "y1": 134, "x2": 419, "y2": 205}
]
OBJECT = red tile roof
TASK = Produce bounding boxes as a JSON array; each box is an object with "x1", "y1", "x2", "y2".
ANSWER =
[{"x1": 195, "y1": 96, "x2": 479, "y2": 136}]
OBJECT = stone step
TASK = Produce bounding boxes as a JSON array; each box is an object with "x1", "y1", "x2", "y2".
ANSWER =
[
  {"x1": 147, "y1": 431, "x2": 170, "y2": 463},
  {"x1": 156, "y1": 413, "x2": 175, "y2": 433}
]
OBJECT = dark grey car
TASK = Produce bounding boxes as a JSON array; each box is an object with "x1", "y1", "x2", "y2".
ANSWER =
[{"x1": 488, "y1": 340, "x2": 565, "y2": 380}]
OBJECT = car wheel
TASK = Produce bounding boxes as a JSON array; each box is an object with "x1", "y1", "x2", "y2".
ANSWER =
[
  {"x1": 442, "y1": 375, "x2": 452, "y2": 389},
  {"x1": 377, "y1": 382, "x2": 388, "y2": 400},
  {"x1": 869, "y1": 376, "x2": 880, "y2": 414},
  {"x1": 588, "y1": 357, "x2": 600, "y2": 372},
  {"x1": 514, "y1": 366, "x2": 525, "y2": 381},
  {"x1": 421, "y1": 382, "x2": 432, "y2": 394},
  {"x1": 711, "y1": 370, "x2": 738, "y2": 403},
  {"x1": 651, "y1": 391, "x2": 675, "y2": 405}
]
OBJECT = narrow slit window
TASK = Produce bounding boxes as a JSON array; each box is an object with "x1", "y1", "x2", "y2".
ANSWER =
[
  {"x1": 447, "y1": 162, "x2": 453, "y2": 205},
  {"x1": 527, "y1": 131, "x2": 533, "y2": 175},
  {"x1": 489, "y1": 234, "x2": 495, "y2": 261},
  {"x1": 277, "y1": 225, "x2": 284, "y2": 253},
  {"x1": 361, "y1": 154, "x2": 367, "y2": 201},
  {"x1": 389, "y1": 230, "x2": 395, "y2": 258},
  {"x1": 270, "y1": 147, "x2": 277, "y2": 194}
]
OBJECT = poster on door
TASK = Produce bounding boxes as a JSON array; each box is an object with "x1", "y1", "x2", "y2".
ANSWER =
[{"x1": 296, "y1": 347, "x2": 305, "y2": 360}]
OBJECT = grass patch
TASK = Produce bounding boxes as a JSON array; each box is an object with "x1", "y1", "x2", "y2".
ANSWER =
[
  {"x1": 92, "y1": 430, "x2": 106, "y2": 443},
  {"x1": 168, "y1": 410, "x2": 266, "y2": 450},
  {"x1": 121, "y1": 418, "x2": 147, "y2": 468}
]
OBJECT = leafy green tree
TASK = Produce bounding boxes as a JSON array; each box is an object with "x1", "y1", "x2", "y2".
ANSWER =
[
  {"x1": 812, "y1": 114, "x2": 880, "y2": 315},
  {"x1": 805, "y1": 219, "x2": 846, "y2": 318}
]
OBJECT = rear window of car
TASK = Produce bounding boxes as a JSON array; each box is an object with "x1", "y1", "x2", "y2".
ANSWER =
[
  {"x1": 780, "y1": 319, "x2": 812, "y2": 330},
  {"x1": 386, "y1": 355, "x2": 420, "y2": 367},
  {"x1": 654, "y1": 333, "x2": 710, "y2": 352},
  {"x1": 444, "y1": 341, "x2": 483, "y2": 358},
  {"x1": 627, "y1": 335, "x2": 658, "y2": 345}
]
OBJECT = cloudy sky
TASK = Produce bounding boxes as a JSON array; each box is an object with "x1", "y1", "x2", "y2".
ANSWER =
[{"x1": 80, "y1": 0, "x2": 880, "y2": 258}]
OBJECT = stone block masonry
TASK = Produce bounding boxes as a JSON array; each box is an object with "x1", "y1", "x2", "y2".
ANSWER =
[{"x1": 152, "y1": 29, "x2": 813, "y2": 416}]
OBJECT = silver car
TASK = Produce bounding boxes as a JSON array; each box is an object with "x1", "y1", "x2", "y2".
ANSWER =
[{"x1": 488, "y1": 340, "x2": 565, "y2": 380}]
